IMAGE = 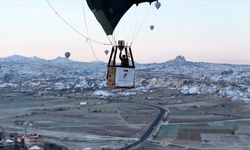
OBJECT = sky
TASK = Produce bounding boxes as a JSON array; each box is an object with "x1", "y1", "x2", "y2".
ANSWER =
[{"x1": 0, "y1": 0, "x2": 250, "y2": 64}]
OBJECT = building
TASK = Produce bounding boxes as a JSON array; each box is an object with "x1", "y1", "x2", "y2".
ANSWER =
[
  {"x1": 3, "y1": 139, "x2": 15, "y2": 150},
  {"x1": 29, "y1": 145, "x2": 42, "y2": 150},
  {"x1": 22, "y1": 134, "x2": 44, "y2": 150}
]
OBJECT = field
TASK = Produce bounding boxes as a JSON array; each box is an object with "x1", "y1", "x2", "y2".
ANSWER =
[
  {"x1": 1, "y1": 88, "x2": 250, "y2": 150},
  {"x1": 0, "y1": 92, "x2": 159, "y2": 149},
  {"x1": 135, "y1": 88, "x2": 250, "y2": 150}
]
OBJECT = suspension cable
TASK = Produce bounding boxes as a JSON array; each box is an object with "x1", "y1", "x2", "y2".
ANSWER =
[
  {"x1": 81, "y1": 0, "x2": 99, "y2": 61},
  {"x1": 128, "y1": 5, "x2": 143, "y2": 43},
  {"x1": 130, "y1": 4, "x2": 154, "y2": 46},
  {"x1": 45, "y1": 0, "x2": 111, "y2": 46}
]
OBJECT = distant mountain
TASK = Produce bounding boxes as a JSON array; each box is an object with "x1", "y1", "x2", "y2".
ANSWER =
[
  {"x1": 167, "y1": 55, "x2": 187, "y2": 65},
  {"x1": 48, "y1": 56, "x2": 73, "y2": 64},
  {"x1": 0, "y1": 55, "x2": 249, "y2": 102},
  {"x1": 0, "y1": 55, "x2": 31, "y2": 63}
]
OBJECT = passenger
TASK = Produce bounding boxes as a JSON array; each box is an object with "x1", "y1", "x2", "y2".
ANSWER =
[{"x1": 119, "y1": 51, "x2": 129, "y2": 67}]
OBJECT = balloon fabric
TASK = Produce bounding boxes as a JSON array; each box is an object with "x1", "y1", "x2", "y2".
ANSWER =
[{"x1": 87, "y1": 0, "x2": 157, "y2": 35}]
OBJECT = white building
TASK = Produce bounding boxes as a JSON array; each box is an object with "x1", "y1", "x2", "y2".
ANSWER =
[{"x1": 29, "y1": 145, "x2": 42, "y2": 150}]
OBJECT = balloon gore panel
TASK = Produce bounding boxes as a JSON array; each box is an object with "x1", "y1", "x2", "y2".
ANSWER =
[{"x1": 87, "y1": 0, "x2": 157, "y2": 35}]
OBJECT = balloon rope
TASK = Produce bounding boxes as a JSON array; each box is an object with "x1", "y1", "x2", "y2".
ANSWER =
[
  {"x1": 111, "y1": 35, "x2": 116, "y2": 46},
  {"x1": 113, "y1": 35, "x2": 117, "y2": 46},
  {"x1": 130, "y1": 4, "x2": 154, "y2": 46},
  {"x1": 45, "y1": 0, "x2": 111, "y2": 46},
  {"x1": 128, "y1": 5, "x2": 143, "y2": 44},
  {"x1": 110, "y1": 35, "x2": 117, "y2": 46},
  {"x1": 81, "y1": 0, "x2": 99, "y2": 61}
]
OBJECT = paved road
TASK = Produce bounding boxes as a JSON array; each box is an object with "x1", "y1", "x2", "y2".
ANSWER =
[{"x1": 119, "y1": 103, "x2": 168, "y2": 150}]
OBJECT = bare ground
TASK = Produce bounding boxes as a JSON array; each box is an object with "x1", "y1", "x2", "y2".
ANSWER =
[{"x1": 1, "y1": 88, "x2": 250, "y2": 150}]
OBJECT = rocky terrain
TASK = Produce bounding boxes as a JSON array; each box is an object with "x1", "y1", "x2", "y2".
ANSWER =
[
  {"x1": 0, "y1": 55, "x2": 249, "y2": 101},
  {"x1": 1, "y1": 55, "x2": 250, "y2": 150}
]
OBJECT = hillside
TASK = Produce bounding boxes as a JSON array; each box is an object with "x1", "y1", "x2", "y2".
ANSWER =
[{"x1": 0, "y1": 55, "x2": 249, "y2": 101}]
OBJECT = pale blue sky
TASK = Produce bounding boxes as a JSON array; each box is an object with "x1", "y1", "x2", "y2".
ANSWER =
[{"x1": 0, "y1": 0, "x2": 249, "y2": 64}]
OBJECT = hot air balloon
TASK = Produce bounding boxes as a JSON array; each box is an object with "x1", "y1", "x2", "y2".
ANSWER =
[
  {"x1": 104, "y1": 50, "x2": 109, "y2": 55},
  {"x1": 150, "y1": 25, "x2": 154, "y2": 30},
  {"x1": 65, "y1": 52, "x2": 71, "y2": 59},
  {"x1": 87, "y1": 0, "x2": 160, "y2": 88},
  {"x1": 86, "y1": 0, "x2": 158, "y2": 35},
  {"x1": 155, "y1": 1, "x2": 161, "y2": 9}
]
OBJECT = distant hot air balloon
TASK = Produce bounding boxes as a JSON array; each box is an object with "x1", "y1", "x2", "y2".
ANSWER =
[
  {"x1": 155, "y1": 1, "x2": 161, "y2": 9},
  {"x1": 104, "y1": 50, "x2": 109, "y2": 55},
  {"x1": 65, "y1": 52, "x2": 71, "y2": 59},
  {"x1": 150, "y1": 25, "x2": 154, "y2": 30}
]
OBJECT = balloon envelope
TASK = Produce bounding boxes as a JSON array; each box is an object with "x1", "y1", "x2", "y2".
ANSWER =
[
  {"x1": 104, "y1": 50, "x2": 109, "y2": 55},
  {"x1": 155, "y1": 1, "x2": 161, "y2": 9},
  {"x1": 65, "y1": 52, "x2": 71, "y2": 59},
  {"x1": 87, "y1": 0, "x2": 157, "y2": 35},
  {"x1": 150, "y1": 25, "x2": 154, "y2": 30}
]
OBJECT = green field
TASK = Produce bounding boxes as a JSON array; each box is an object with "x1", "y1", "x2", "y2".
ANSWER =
[{"x1": 157, "y1": 121, "x2": 238, "y2": 138}]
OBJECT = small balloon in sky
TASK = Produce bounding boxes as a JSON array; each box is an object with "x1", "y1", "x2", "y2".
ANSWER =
[
  {"x1": 150, "y1": 25, "x2": 154, "y2": 30},
  {"x1": 104, "y1": 50, "x2": 109, "y2": 55},
  {"x1": 155, "y1": 1, "x2": 161, "y2": 10},
  {"x1": 65, "y1": 52, "x2": 71, "y2": 59}
]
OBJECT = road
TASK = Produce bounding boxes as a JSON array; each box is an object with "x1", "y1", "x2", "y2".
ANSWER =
[{"x1": 119, "y1": 103, "x2": 168, "y2": 150}]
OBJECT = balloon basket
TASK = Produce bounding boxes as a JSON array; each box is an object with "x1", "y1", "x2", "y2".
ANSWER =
[{"x1": 107, "y1": 41, "x2": 135, "y2": 88}]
